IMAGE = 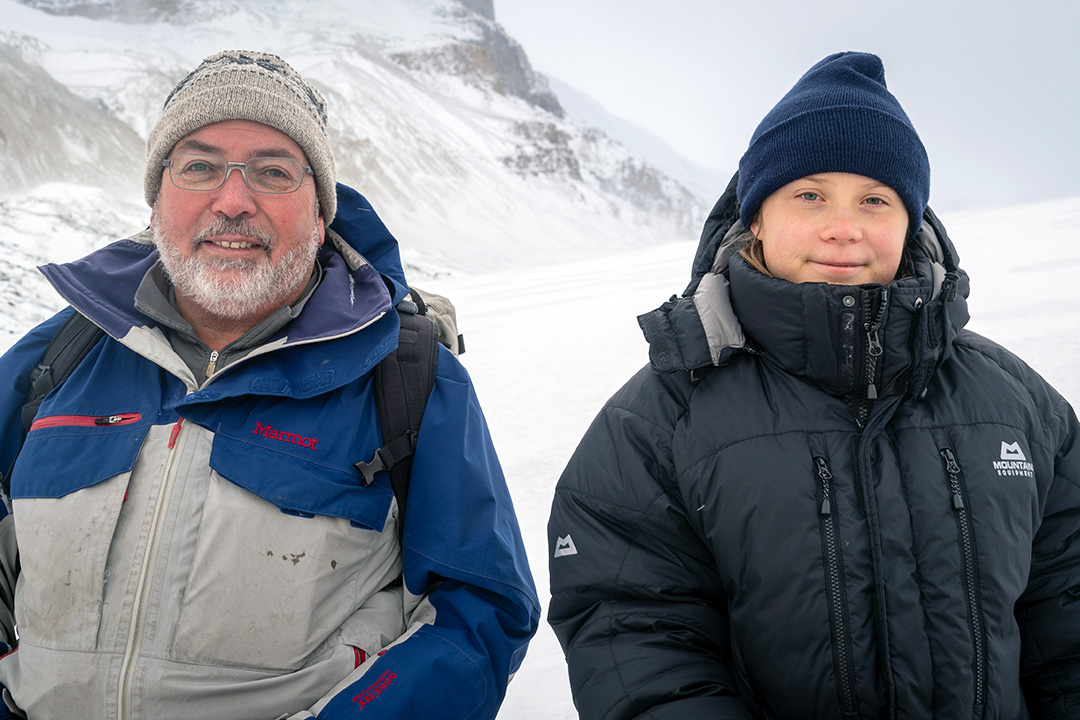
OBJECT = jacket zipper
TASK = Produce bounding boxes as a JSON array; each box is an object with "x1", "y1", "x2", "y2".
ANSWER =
[
  {"x1": 939, "y1": 447, "x2": 987, "y2": 708},
  {"x1": 205, "y1": 350, "x2": 218, "y2": 379},
  {"x1": 118, "y1": 417, "x2": 185, "y2": 720},
  {"x1": 815, "y1": 456, "x2": 859, "y2": 716},
  {"x1": 28, "y1": 413, "x2": 141, "y2": 432},
  {"x1": 856, "y1": 289, "x2": 888, "y2": 427}
]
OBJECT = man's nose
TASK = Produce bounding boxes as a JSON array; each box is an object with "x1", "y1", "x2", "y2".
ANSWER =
[{"x1": 211, "y1": 164, "x2": 258, "y2": 217}]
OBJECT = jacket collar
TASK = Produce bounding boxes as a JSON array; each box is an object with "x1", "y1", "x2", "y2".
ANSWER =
[{"x1": 37, "y1": 186, "x2": 405, "y2": 399}]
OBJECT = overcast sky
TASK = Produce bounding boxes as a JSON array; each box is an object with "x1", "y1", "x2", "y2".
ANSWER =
[{"x1": 494, "y1": 0, "x2": 1080, "y2": 214}]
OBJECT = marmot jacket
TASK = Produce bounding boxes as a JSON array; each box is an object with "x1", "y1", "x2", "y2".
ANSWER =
[
  {"x1": 548, "y1": 176, "x2": 1080, "y2": 719},
  {"x1": 0, "y1": 185, "x2": 539, "y2": 720}
]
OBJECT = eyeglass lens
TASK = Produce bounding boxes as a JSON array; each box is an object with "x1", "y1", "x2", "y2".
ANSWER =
[{"x1": 166, "y1": 154, "x2": 308, "y2": 193}]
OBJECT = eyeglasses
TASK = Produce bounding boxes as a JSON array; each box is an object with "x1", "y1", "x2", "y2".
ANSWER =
[{"x1": 162, "y1": 154, "x2": 314, "y2": 194}]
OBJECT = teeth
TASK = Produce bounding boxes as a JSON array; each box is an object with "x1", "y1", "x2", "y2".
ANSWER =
[{"x1": 214, "y1": 240, "x2": 255, "y2": 249}]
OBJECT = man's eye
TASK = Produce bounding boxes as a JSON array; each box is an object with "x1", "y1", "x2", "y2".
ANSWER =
[
  {"x1": 179, "y1": 159, "x2": 218, "y2": 174},
  {"x1": 252, "y1": 161, "x2": 297, "y2": 181}
]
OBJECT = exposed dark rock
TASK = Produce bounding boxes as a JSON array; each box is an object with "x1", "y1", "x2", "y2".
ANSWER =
[
  {"x1": 457, "y1": 0, "x2": 494, "y2": 21},
  {"x1": 391, "y1": 18, "x2": 563, "y2": 117},
  {"x1": 501, "y1": 121, "x2": 581, "y2": 180}
]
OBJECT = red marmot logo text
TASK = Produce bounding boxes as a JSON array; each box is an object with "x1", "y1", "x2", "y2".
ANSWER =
[
  {"x1": 353, "y1": 671, "x2": 397, "y2": 708},
  {"x1": 253, "y1": 421, "x2": 319, "y2": 449}
]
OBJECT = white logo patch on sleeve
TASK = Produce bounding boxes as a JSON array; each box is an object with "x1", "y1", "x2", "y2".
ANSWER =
[{"x1": 554, "y1": 534, "x2": 578, "y2": 558}]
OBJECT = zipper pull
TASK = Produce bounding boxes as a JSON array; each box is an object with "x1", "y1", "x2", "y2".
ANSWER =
[
  {"x1": 866, "y1": 326, "x2": 883, "y2": 357},
  {"x1": 864, "y1": 287, "x2": 887, "y2": 357},
  {"x1": 168, "y1": 417, "x2": 184, "y2": 449},
  {"x1": 95, "y1": 415, "x2": 124, "y2": 425},
  {"x1": 938, "y1": 448, "x2": 965, "y2": 509},
  {"x1": 814, "y1": 457, "x2": 833, "y2": 515},
  {"x1": 205, "y1": 350, "x2": 219, "y2": 378},
  {"x1": 939, "y1": 447, "x2": 961, "y2": 475}
]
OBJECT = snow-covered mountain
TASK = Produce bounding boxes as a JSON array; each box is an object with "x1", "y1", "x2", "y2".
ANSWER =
[{"x1": 0, "y1": 0, "x2": 704, "y2": 258}]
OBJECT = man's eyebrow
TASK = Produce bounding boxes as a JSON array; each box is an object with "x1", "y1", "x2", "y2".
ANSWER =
[
  {"x1": 173, "y1": 138, "x2": 222, "y2": 155},
  {"x1": 170, "y1": 139, "x2": 305, "y2": 162}
]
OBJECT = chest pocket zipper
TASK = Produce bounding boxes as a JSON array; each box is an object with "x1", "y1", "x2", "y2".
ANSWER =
[
  {"x1": 939, "y1": 447, "x2": 987, "y2": 708},
  {"x1": 814, "y1": 455, "x2": 860, "y2": 717},
  {"x1": 29, "y1": 413, "x2": 142, "y2": 432}
]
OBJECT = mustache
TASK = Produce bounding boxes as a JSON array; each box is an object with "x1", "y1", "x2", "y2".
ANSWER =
[{"x1": 194, "y1": 217, "x2": 273, "y2": 248}]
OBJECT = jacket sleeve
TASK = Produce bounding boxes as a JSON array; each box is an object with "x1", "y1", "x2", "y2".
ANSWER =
[
  {"x1": 292, "y1": 347, "x2": 540, "y2": 720},
  {"x1": 1017, "y1": 393, "x2": 1080, "y2": 718},
  {"x1": 547, "y1": 369, "x2": 755, "y2": 720}
]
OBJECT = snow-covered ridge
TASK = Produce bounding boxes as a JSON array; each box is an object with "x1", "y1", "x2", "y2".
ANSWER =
[{"x1": 0, "y1": 0, "x2": 707, "y2": 291}]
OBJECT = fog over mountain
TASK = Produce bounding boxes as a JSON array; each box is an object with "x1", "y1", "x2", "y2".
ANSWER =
[{"x1": 0, "y1": 0, "x2": 708, "y2": 335}]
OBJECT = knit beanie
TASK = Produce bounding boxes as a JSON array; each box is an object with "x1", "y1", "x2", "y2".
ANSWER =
[
  {"x1": 737, "y1": 51, "x2": 929, "y2": 234},
  {"x1": 144, "y1": 50, "x2": 337, "y2": 223}
]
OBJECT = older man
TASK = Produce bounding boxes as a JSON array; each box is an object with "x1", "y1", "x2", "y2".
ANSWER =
[{"x1": 0, "y1": 51, "x2": 538, "y2": 719}]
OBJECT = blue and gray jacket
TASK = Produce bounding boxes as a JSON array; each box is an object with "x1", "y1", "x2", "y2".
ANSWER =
[{"x1": 0, "y1": 185, "x2": 539, "y2": 720}]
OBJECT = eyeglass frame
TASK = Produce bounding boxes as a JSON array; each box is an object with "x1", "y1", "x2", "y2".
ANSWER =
[{"x1": 161, "y1": 153, "x2": 315, "y2": 194}]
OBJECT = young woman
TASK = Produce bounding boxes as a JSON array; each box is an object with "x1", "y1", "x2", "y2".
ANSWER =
[{"x1": 548, "y1": 52, "x2": 1080, "y2": 719}]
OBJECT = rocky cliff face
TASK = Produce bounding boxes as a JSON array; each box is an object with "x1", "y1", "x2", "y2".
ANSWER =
[
  {"x1": 389, "y1": 4, "x2": 562, "y2": 117},
  {"x1": 456, "y1": 0, "x2": 494, "y2": 21}
]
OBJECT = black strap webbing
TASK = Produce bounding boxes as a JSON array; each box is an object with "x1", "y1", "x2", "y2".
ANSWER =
[
  {"x1": 20, "y1": 313, "x2": 104, "y2": 435},
  {"x1": 3, "y1": 312, "x2": 103, "y2": 502},
  {"x1": 355, "y1": 306, "x2": 440, "y2": 537}
]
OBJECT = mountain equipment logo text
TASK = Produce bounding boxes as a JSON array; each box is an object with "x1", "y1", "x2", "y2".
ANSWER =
[{"x1": 994, "y1": 441, "x2": 1033, "y2": 478}]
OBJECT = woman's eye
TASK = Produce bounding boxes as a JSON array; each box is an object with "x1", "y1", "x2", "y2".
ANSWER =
[
  {"x1": 864, "y1": 197, "x2": 888, "y2": 206},
  {"x1": 797, "y1": 192, "x2": 820, "y2": 202}
]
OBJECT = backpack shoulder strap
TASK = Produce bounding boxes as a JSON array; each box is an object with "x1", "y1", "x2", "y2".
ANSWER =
[
  {"x1": 20, "y1": 312, "x2": 105, "y2": 434},
  {"x1": 354, "y1": 300, "x2": 440, "y2": 537},
  {"x1": 3, "y1": 311, "x2": 105, "y2": 504}
]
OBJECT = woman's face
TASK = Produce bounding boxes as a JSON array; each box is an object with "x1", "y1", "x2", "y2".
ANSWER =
[{"x1": 749, "y1": 172, "x2": 908, "y2": 285}]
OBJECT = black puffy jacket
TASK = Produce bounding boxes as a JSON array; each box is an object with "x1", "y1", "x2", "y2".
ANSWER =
[{"x1": 547, "y1": 177, "x2": 1080, "y2": 719}]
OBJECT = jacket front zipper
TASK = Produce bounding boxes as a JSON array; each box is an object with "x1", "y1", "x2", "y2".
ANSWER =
[
  {"x1": 856, "y1": 289, "x2": 888, "y2": 427},
  {"x1": 939, "y1": 447, "x2": 987, "y2": 708},
  {"x1": 815, "y1": 455, "x2": 859, "y2": 716},
  {"x1": 118, "y1": 417, "x2": 185, "y2": 720}
]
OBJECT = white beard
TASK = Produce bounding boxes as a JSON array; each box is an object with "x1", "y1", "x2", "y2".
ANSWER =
[{"x1": 152, "y1": 215, "x2": 321, "y2": 321}]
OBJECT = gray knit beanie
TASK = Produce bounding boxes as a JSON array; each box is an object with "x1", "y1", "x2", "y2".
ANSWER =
[{"x1": 144, "y1": 50, "x2": 337, "y2": 223}]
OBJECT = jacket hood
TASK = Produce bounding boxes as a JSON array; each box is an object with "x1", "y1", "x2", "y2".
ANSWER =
[
  {"x1": 638, "y1": 171, "x2": 971, "y2": 398},
  {"x1": 37, "y1": 183, "x2": 410, "y2": 399}
]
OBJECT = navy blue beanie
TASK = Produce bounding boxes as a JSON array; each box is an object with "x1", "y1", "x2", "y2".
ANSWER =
[{"x1": 737, "y1": 52, "x2": 930, "y2": 234}]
